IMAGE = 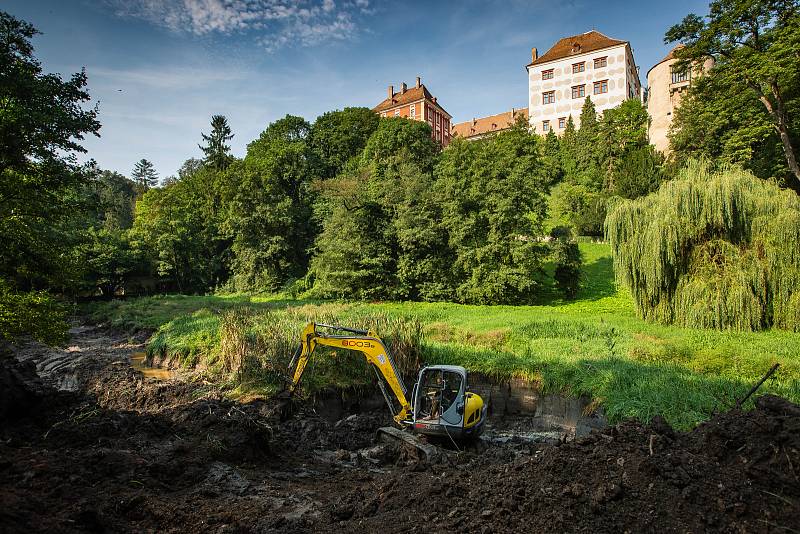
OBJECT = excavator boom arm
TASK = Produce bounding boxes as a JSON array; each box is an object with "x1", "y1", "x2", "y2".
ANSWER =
[{"x1": 287, "y1": 323, "x2": 412, "y2": 424}]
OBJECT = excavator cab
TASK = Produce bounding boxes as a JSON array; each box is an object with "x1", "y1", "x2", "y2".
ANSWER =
[{"x1": 411, "y1": 365, "x2": 486, "y2": 439}]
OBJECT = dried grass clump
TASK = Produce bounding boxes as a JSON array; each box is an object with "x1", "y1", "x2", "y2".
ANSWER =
[
  {"x1": 218, "y1": 305, "x2": 423, "y2": 390},
  {"x1": 606, "y1": 161, "x2": 800, "y2": 331}
]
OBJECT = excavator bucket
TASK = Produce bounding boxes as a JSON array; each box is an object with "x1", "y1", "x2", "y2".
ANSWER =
[{"x1": 376, "y1": 426, "x2": 440, "y2": 463}]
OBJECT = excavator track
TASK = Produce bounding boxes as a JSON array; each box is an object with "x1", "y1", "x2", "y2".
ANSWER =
[{"x1": 376, "y1": 426, "x2": 440, "y2": 463}]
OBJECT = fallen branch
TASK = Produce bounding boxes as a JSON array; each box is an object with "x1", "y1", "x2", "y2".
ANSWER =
[{"x1": 736, "y1": 363, "x2": 780, "y2": 409}]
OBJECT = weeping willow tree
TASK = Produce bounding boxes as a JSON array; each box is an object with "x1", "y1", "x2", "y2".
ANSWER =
[{"x1": 606, "y1": 161, "x2": 800, "y2": 331}]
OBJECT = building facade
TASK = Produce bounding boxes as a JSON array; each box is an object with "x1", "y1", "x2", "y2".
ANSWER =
[
  {"x1": 372, "y1": 77, "x2": 452, "y2": 147},
  {"x1": 526, "y1": 30, "x2": 641, "y2": 134},
  {"x1": 646, "y1": 45, "x2": 713, "y2": 154},
  {"x1": 451, "y1": 108, "x2": 528, "y2": 140}
]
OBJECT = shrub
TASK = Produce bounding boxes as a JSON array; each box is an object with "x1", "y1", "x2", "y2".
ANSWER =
[
  {"x1": 216, "y1": 306, "x2": 423, "y2": 393},
  {"x1": 550, "y1": 226, "x2": 582, "y2": 299},
  {"x1": 0, "y1": 280, "x2": 68, "y2": 345},
  {"x1": 550, "y1": 182, "x2": 607, "y2": 236}
]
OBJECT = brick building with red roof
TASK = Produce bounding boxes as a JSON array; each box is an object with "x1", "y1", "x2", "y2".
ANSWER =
[{"x1": 372, "y1": 77, "x2": 452, "y2": 147}]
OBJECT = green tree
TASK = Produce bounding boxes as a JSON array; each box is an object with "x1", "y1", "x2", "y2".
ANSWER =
[
  {"x1": 579, "y1": 96, "x2": 599, "y2": 133},
  {"x1": 606, "y1": 161, "x2": 800, "y2": 331},
  {"x1": 311, "y1": 118, "x2": 440, "y2": 300},
  {"x1": 549, "y1": 182, "x2": 607, "y2": 236},
  {"x1": 178, "y1": 157, "x2": 204, "y2": 180},
  {"x1": 550, "y1": 226, "x2": 582, "y2": 299},
  {"x1": 435, "y1": 122, "x2": 549, "y2": 304},
  {"x1": 666, "y1": 0, "x2": 800, "y2": 190},
  {"x1": 226, "y1": 115, "x2": 317, "y2": 291},
  {"x1": 669, "y1": 61, "x2": 792, "y2": 181},
  {"x1": 0, "y1": 11, "x2": 100, "y2": 293},
  {"x1": 310, "y1": 107, "x2": 379, "y2": 180},
  {"x1": 132, "y1": 158, "x2": 159, "y2": 190},
  {"x1": 573, "y1": 97, "x2": 603, "y2": 188},
  {"x1": 130, "y1": 178, "x2": 221, "y2": 293},
  {"x1": 199, "y1": 115, "x2": 234, "y2": 171},
  {"x1": 73, "y1": 227, "x2": 140, "y2": 297},
  {"x1": 599, "y1": 99, "x2": 662, "y2": 196},
  {"x1": 361, "y1": 117, "x2": 439, "y2": 179},
  {"x1": 542, "y1": 128, "x2": 563, "y2": 185},
  {"x1": 0, "y1": 280, "x2": 67, "y2": 345},
  {"x1": 560, "y1": 115, "x2": 579, "y2": 177},
  {"x1": 95, "y1": 170, "x2": 137, "y2": 230},
  {"x1": 612, "y1": 146, "x2": 665, "y2": 199}
]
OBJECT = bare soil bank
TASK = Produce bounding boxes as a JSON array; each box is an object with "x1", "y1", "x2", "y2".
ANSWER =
[{"x1": 1, "y1": 326, "x2": 798, "y2": 533}]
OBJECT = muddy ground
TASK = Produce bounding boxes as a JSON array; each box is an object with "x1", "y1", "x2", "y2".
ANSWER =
[{"x1": 1, "y1": 325, "x2": 799, "y2": 533}]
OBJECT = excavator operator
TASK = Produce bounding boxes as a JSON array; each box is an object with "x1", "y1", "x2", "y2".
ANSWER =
[
  {"x1": 423, "y1": 371, "x2": 443, "y2": 419},
  {"x1": 441, "y1": 372, "x2": 461, "y2": 413}
]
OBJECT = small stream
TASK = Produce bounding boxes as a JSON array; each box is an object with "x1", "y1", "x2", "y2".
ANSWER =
[{"x1": 130, "y1": 352, "x2": 173, "y2": 380}]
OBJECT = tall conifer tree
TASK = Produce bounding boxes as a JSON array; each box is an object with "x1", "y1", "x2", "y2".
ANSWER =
[
  {"x1": 131, "y1": 159, "x2": 158, "y2": 190},
  {"x1": 199, "y1": 115, "x2": 234, "y2": 171}
]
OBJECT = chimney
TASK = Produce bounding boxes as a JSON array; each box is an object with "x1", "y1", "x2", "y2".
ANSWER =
[
  {"x1": 416, "y1": 76, "x2": 421, "y2": 88},
  {"x1": 531, "y1": 47, "x2": 538, "y2": 62},
  {"x1": 401, "y1": 82, "x2": 407, "y2": 93},
  {"x1": 432, "y1": 96, "x2": 437, "y2": 103},
  {"x1": 387, "y1": 85, "x2": 393, "y2": 98}
]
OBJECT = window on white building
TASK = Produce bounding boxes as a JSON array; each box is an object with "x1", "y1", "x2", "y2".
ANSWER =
[
  {"x1": 558, "y1": 117, "x2": 566, "y2": 129},
  {"x1": 542, "y1": 69, "x2": 554, "y2": 80},
  {"x1": 594, "y1": 57, "x2": 607, "y2": 68},
  {"x1": 571, "y1": 85, "x2": 585, "y2": 99},
  {"x1": 593, "y1": 80, "x2": 608, "y2": 94},
  {"x1": 572, "y1": 62, "x2": 585, "y2": 73},
  {"x1": 542, "y1": 91, "x2": 555, "y2": 104},
  {"x1": 542, "y1": 120, "x2": 550, "y2": 132}
]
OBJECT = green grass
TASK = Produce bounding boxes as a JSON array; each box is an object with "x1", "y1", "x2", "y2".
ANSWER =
[{"x1": 85, "y1": 243, "x2": 800, "y2": 430}]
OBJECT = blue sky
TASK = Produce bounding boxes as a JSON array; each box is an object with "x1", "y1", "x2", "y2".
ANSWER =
[{"x1": 6, "y1": 0, "x2": 709, "y2": 178}]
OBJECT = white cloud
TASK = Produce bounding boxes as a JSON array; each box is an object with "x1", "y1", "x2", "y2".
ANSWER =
[{"x1": 108, "y1": 0, "x2": 371, "y2": 51}]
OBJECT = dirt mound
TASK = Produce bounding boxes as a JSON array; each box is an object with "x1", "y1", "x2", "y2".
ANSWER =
[
  {"x1": 4, "y1": 326, "x2": 800, "y2": 533},
  {"x1": 322, "y1": 395, "x2": 800, "y2": 533},
  {"x1": 0, "y1": 350, "x2": 52, "y2": 422}
]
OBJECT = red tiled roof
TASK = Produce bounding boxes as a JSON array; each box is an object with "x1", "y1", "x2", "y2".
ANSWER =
[
  {"x1": 527, "y1": 30, "x2": 627, "y2": 68},
  {"x1": 451, "y1": 108, "x2": 529, "y2": 139},
  {"x1": 373, "y1": 84, "x2": 450, "y2": 117}
]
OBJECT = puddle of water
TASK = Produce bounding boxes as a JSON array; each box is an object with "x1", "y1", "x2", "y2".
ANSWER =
[{"x1": 131, "y1": 352, "x2": 173, "y2": 380}]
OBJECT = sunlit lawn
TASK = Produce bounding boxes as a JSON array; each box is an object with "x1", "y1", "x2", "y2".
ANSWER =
[{"x1": 86, "y1": 243, "x2": 800, "y2": 429}]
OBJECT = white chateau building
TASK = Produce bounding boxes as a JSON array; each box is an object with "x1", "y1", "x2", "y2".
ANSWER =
[{"x1": 526, "y1": 31, "x2": 642, "y2": 133}]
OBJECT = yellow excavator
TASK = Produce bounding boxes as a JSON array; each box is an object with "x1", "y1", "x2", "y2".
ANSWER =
[{"x1": 286, "y1": 323, "x2": 487, "y2": 446}]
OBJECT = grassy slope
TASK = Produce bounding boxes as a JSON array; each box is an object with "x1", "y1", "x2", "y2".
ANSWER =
[{"x1": 87, "y1": 243, "x2": 800, "y2": 429}]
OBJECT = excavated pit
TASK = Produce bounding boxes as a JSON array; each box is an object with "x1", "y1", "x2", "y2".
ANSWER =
[
  {"x1": 306, "y1": 375, "x2": 607, "y2": 447},
  {"x1": 2, "y1": 324, "x2": 799, "y2": 533}
]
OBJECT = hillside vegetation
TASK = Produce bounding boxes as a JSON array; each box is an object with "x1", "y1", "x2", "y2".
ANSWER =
[{"x1": 88, "y1": 243, "x2": 800, "y2": 430}]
